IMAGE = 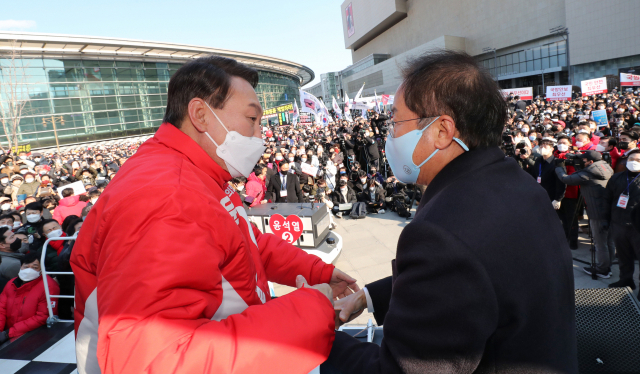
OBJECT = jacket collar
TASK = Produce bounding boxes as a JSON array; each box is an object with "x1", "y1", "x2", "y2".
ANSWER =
[
  {"x1": 154, "y1": 123, "x2": 232, "y2": 186},
  {"x1": 419, "y1": 147, "x2": 506, "y2": 209}
]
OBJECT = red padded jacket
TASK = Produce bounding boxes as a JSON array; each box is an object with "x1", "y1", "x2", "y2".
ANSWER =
[{"x1": 0, "y1": 275, "x2": 59, "y2": 338}]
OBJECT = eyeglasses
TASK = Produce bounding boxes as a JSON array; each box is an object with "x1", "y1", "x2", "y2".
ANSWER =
[{"x1": 386, "y1": 117, "x2": 436, "y2": 137}]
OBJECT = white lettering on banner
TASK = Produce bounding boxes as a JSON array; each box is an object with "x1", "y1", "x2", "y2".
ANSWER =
[
  {"x1": 581, "y1": 77, "x2": 608, "y2": 96},
  {"x1": 546, "y1": 85, "x2": 572, "y2": 101},
  {"x1": 620, "y1": 73, "x2": 640, "y2": 87},
  {"x1": 500, "y1": 87, "x2": 533, "y2": 100}
]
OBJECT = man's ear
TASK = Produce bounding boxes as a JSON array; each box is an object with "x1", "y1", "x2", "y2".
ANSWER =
[{"x1": 188, "y1": 98, "x2": 209, "y2": 133}]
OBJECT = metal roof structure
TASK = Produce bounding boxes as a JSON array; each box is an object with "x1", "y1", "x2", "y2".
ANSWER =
[{"x1": 0, "y1": 31, "x2": 314, "y2": 85}]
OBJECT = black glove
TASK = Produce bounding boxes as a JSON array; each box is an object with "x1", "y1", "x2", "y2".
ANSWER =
[
  {"x1": 554, "y1": 158, "x2": 566, "y2": 168},
  {"x1": 0, "y1": 330, "x2": 9, "y2": 344}
]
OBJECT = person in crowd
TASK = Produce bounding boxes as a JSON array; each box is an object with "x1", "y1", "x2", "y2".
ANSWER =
[
  {"x1": 361, "y1": 179, "x2": 386, "y2": 214},
  {"x1": 70, "y1": 55, "x2": 358, "y2": 373},
  {"x1": 52, "y1": 188, "x2": 88, "y2": 224},
  {"x1": 527, "y1": 137, "x2": 566, "y2": 208},
  {"x1": 0, "y1": 227, "x2": 24, "y2": 290},
  {"x1": 612, "y1": 130, "x2": 639, "y2": 173},
  {"x1": 267, "y1": 159, "x2": 303, "y2": 203},
  {"x1": 0, "y1": 252, "x2": 59, "y2": 344},
  {"x1": 553, "y1": 135, "x2": 581, "y2": 249},
  {"x1": 0, "y1": 213, "x2": 13, "y2": 229},
  {"x1": 605, "y1": 149, "x2": 640, "y2": 295},
  {"x1": 555, "y1": 151, "x2": 614, "y2": 277},
  {"x1": 16, "y1": 170, "x2": 39, "y2": 198},
  {"x1": 326, "y1": 50, "x2": 577, "y2": 374},
  {"x1": 245, "y1": 164, "x2": 268, "y2": 207},
  {"x1": 330, "y1": 180, "x2": 357, "y2": 218}
]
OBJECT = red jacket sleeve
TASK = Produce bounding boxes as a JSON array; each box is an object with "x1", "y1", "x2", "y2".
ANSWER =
[
  {"x1": 254, "y1": 224, "x2": 335, "y2": 287},
  {"x1": 52, "y1": 207, "x2": 63, "y2": 224},
  {"x1": 78, "y1": 187, "x2": 334, "y2": 374},
  {"x1": 0, "y1": 284, "x2": 7, "y2": 331},
  {"x1": 9, "y1": 277, "x2": 59, "y2": 338}
]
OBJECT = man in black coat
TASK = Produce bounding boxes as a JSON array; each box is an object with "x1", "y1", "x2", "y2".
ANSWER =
[
  {"x1": 526, "y1": 137, "x2": 566, "y2": 208},
  {"x1": 266, "y1": 160, "x2": 303, "y2": 203},
  {"x1": 324, "y1": 50, "x2": 577, "y2": 374}
]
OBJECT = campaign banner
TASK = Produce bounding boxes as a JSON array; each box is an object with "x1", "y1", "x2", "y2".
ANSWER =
[
  {"x1": 620, "y1": 73, "x2": 640, "y2": 87},
  {"x1": 380, "y1": 94, "x2": 394, "y2": 106},
  {"x1": 581, "y1": 77, "x2": 608, "y2": 96},
  {"x1": 592, "y1": 109, "x2": 609, "y2": 128},
  {"x1": 500, "y1": 87, "x2": 533, "y2": 101},
  {"x1": 11, "y1": 143, "x2": 31, "y2": 154},
  {"x1": 545, "y1": 85, "x2": 572, "y2": 101}
]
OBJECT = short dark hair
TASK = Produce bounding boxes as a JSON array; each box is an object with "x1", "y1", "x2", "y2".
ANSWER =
[
  {"x1": 401, "y1": 49, "x2": 507, "y2": 149},
  {"x1": 38, "y1": 218, "x2": 59, "y2": 236},
  {"x1": 0, "y1": 214, "x2": 15, "y2": 223},
  {"x1": 25, "y1": 202, "x2": 43, "y2": 212},
  {"x1": 62, "y1": 188, "x2": 74, "y2": 197},
  {"x1": 252, "y1": 164, "x2": 266, "y2": 176},
  {"x1": 163, "y1": 56, "x2": 259, "y2": 128},
  {"x1": 0, "y1": 226, "x2": 10, "y2": 242}
]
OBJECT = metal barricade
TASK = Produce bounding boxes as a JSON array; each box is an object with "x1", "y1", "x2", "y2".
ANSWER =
[{"x1": 39, "y1": 234, "x2": 77, "y2": 327}]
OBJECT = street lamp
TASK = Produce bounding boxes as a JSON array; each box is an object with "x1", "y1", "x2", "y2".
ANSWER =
[
  {"x1": 550, "y1": 26, "x2": 570, "y2": 85},
  {"x1": 42, "y1": 115, "x2": 64, "y2": 153},
  {"x1": 483, "y1": 47, "x2": 497, "y2": 80}
]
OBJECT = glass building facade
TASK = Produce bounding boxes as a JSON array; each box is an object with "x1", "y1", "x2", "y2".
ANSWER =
[{"x1": 0, "y1": 57, "x2": 303, "y2": 149}]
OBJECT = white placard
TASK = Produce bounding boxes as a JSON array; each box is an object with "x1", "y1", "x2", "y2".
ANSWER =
[
  {"x1": 500, "y1": 87, "x2": 533, "y2": 100},
  {"x1": 300, "y1": 162, "x2": 319, "y2": 177},
  {"x1": 581, "y1": 77, "x2": 608, "y2": 96},
  {"x1": 57, "y1": 181, "x2": 87, "y2": 198},
  {"x1": 620, "y1": 73, "x2": 640, "y2": 87},
  {"x1": 545, "y1": 85, "x2": 572, "y2": 101}
]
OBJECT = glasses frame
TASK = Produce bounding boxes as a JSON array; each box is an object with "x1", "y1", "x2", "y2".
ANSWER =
[{"x1": 386, "y1": 117, "x2": 437, "y2": 137}]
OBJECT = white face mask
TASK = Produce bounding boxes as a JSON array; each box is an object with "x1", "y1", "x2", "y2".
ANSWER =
[
  {"x1": 575, "y1": 141, "x2": 584, "y2": 148},
  {"x1": 0, "y1": 224, "x2": 11, "y2": 230},
  {"x1": 18, "y1": 267, "x2": 40, "y2": 282},
  {"x1": 340, "y1": 187, "x2": 347, "y2": 193},
  {"x1": 25, "y1": 177, "x2": 34, "y2": 183},
  {"x1": 19, "y1": 156, "x2": 27, "y2": 160},
  {"x1": 275, "y1": 155, "x2": 283, "y2": 161},
  {"x1": 237, "y1": 185, "x2": 245, "y2": 192},
  {"x1": 369, "y1": 186, "x2": 375, "y2": 191},
  {"x1": 557, "y1": 144, "x2": 569, "y2": 152},
  {"x1": 627, "y1": 160, "x2": 640, "y2": 172},
  {"x1": 203, "y1": 102, "x2": 265, "y2": 178},
  {"x1": 13, "y1": 221, "x2": 21, "y2": 228},
  {"x1": 26, "y1": 213, "x2": 41, "y2": 223},
  {"x1": 47, "y1": 228, "x2": 63, "y2": 238},
  {"x1": 360, "y1": 178, "x2": 367, "y2": 184},
  {"x1": 0, "y1": 203, "x2": 10, "y2": 211},
  {"x1": 90, "y1": 198, "x2": 99, "y2": 204},
  {"x1": 301, "y1": 158, "x2": 307, "y2": 162},
  {"x1": 288, "y1": 157, "x2": 294, "y2": 162},
  {"x1": 1, "y1": 179, "x2": 7, "y2": 184},
  {"x1": 540, "y1": 147, "x2": 553, "y2": 157},
  {"x1": 595, "y1": 144, "x2": 606, "y2": 152}
]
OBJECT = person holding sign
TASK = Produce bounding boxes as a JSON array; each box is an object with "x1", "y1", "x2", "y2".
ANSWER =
[{"x1": 71, "y1": 56, "x2": 359, "y2": 374}]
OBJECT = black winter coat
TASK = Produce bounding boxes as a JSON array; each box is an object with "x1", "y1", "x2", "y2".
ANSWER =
[{"x1": 325, "y1": 147, "x2": 578, "y2": 374}]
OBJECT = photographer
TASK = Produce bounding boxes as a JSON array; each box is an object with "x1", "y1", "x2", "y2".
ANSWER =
[
  {"x1": 554, "y1": 135, "x2": 580, "y2": 249},
  {"x1": 555, "y1": 151, "x2": 614, "y2": 277},
  {"x1": 361, "y1": 179, "x2": 386, "y2": 214}
]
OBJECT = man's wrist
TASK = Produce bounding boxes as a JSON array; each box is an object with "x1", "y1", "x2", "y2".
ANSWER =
[{"x1": 362, "y1": 287, "x2": 374, "y2": 313}]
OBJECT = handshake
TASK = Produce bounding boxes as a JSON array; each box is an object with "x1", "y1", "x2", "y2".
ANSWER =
[{"x1": 296, "y1": 268, "x2": 367, "y2": 328}]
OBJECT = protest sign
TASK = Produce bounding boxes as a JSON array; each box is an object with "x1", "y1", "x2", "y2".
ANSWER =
[
  {"x1": 300, "y1": 162, "x2": 319, "y2": 177},
  {"x1": 545, "y1": 85, "x2": 572, "y2": 101},
  {"x1": 581, "y1": 77, "x2": 607, "y2": 96},
  {"x1": 500, "y1": 87, "x2": 533, "y2": 100},
  {"x1": 57, "y1": 181, "x2": 87, "y2": 199},
  {"x1": 620, "y1": 73, "x2": 640, "y2": 87},
  {"x1": 591, "y1": 109, "x2": 609, "y2": 128}
]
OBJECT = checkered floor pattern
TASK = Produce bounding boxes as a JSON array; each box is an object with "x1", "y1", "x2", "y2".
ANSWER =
[{"x1": 0, "y1": 322, "x2": 77, "y2": 374}]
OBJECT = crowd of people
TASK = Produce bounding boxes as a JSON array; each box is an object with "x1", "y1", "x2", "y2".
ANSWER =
[
  {"x1": 1, "y1": 84, "x2": 640, "y2": 345},
  {"x1": 0, "y1": 140, "x2": 141, "y2": 343},
  {"x1": 503, "y1": 88, "x2": 640, "y2": 295}
]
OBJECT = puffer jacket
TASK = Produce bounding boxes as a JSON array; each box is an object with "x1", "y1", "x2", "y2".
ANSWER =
[
  {"x1": 71, "y1": 123, "x2": 336, "y2": 374},
  {"x1": 245, "y1": 172, "x2": 266, "y2": 207},
  {"x1": 555, "y1": 160, "x2": 614, "y2": 220},
  {"x1": 0, "y1": 275, "x2": 59, "y2": 338},
  {"x1": 52, "y1": 195, "x2": 87, "y2": 224}
]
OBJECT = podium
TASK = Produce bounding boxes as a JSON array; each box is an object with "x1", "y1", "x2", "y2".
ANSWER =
[{"x1": 246, "y1": 203, "x2": 342, "y2": 264}]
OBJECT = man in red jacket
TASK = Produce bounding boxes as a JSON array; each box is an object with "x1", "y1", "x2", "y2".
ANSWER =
[
  {"x1": 52, "y1": 188, "x2": 87, "y2": 224},
  {"x1": 71, "y1": 56, "x2": 358, "y2": 374},
  {"x1": 0, "y1": 252, "x2": 59, "y2": 343}
]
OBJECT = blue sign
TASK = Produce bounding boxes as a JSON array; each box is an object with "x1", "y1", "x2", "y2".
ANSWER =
[
  {"x1": 284, "y1": 93, "x2": 288, "y2": 100},
  {"x1": 592, "y1": 109, "x2": 609, "y2": 128}
]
